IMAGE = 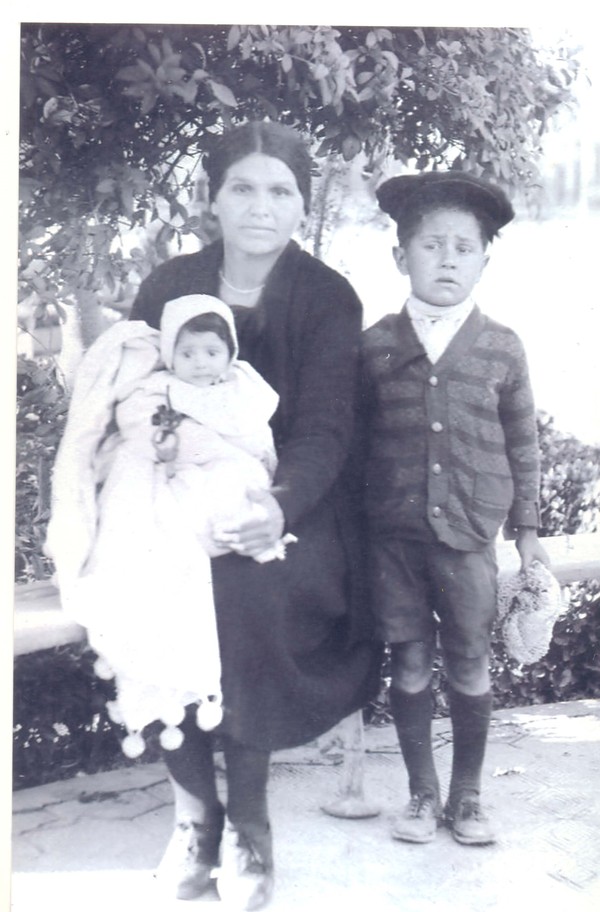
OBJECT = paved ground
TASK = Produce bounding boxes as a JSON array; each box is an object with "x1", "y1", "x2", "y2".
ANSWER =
[{"x1": 11, "y1": 700, "x2": 600, "y2": 912}]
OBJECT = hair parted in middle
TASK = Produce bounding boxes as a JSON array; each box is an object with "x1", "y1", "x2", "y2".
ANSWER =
[{"x1": 203, "y1": 121, "x2": 313, "y2": 214}]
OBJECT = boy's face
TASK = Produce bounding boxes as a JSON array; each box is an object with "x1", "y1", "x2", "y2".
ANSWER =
[
  {"x1": 393, "y1": 207, "x2": 489, "y2": 307},
  {"x1": 172, "y1": 329, "x2": 231, "y2": 387}
]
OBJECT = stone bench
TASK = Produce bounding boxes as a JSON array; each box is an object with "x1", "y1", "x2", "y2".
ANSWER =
[
  {"x1": 14, "y1": 580, "x2": 85, "y2": 657},
  {"x1": 13, "y1": 533, "x2": 600, "y2": 657}
]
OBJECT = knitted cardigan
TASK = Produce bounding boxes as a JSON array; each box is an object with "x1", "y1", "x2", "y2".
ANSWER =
[{"x1": 361, "y1": 305, "x2": 540, "y2": 551}]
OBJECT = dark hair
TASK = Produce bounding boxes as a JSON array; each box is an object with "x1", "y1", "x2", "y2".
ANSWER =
[
  {"x1": 395, "y1": 198, "x2": 498, "y2": 247},
  {"x1": 204, "y1": 121, "x2": 312, "y2": 213},
  {"x1": 377, "y1": 172, "x2": 512, "y2": 248},
  {"x1": 177, "y1": 313, "x2": 235, "y2": 358},
  {"x1": 396, "y1": 187, "x2": 499, "y2": 247}
]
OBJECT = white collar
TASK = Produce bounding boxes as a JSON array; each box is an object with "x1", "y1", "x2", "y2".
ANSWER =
[{"x1": 406, "y1": 294, "x2": 475, "y2": 323}]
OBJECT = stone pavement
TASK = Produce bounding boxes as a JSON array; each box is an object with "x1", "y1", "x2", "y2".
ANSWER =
[{"x1": 11, "y1": 700, "x2": 600, "y2": 912}]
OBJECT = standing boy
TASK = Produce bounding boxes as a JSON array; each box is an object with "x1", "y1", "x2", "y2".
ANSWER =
[{"x1": 361, "y1": 172, "x2": 549, "y2": 846}]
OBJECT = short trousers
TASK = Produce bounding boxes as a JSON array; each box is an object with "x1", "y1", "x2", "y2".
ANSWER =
[{"x1": 369, "y1": 536, "x2": 498, "y2": 658}]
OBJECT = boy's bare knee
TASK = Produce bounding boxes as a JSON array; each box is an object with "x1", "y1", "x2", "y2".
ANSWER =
[
  {"x1": 445, "y1": 653, "x2": 490, "y2": 695},
  {"x1": 390, "y1": 641, "x2": 434, "y2": 693}
]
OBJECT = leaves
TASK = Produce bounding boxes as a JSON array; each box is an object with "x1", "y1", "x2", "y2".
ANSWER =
[
  {"x1": 208, "y1": 79, "x2": 237, "y2": 108},
  {"x1": 15, "y1": 356, "x2": 69, "y2": 582},
  {"x1": 341, "y1": 134, "x2": 362, "y2": 161},
  {"x1": 19, "y1": 24, "x2": 580, "y2": 353},
  {"x1": 13, "y1": 644, "x2": 128, "y2": 789},
  {"x1": 537, "y1": 412, "x2": 600, "y2": 536}
]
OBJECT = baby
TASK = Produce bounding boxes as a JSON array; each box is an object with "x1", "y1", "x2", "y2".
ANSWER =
[{"x1": 117, "y1": 295, "x2": 285, "y2": 560}]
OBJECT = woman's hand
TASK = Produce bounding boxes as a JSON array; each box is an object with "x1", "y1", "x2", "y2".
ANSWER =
[
  {"x1": 515, "y1": 527, "x2": 551, "y2": 571},
  {"x1": 212, "y1": 490, "x2": 285, "y2": 559}
]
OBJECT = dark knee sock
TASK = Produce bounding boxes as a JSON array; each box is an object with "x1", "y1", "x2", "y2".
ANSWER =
[
  {"x1": 163, "y1": 708, "x2": 221, "y2": 816},
  {"x1": 448, "y1": 688, "x2": 493, "y2": 801},
  {"x1": 223, "y1": 737, "x2": 271, "y2": 828},
  {"x1": 389, "y1": 686, "x2": 439, "y2": 798}
]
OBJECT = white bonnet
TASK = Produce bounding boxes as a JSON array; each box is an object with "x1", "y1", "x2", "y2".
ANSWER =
[{"x1": 160, "y1": 294, "x2": 239, "y2": 369}]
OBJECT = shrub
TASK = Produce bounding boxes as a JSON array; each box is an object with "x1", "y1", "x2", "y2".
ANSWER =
[
  {"x1": 15, "y1": 356, "x2": 69, "y2": 582},
  {"x1": 537, "y1": 411, "x2": 600, "y2": 535},
  {"x1": 483, "y1": 413, "x2": 600, "y2": 711},
  {"x1": 490, "y1": 579, "x2": 600, "y2": 708},
  {"x1": 13, "y1": 644, "x2": 118, "y2": 789},
  {"x1": 13, "y1": 642, "x2": 163, "y2": 790}
]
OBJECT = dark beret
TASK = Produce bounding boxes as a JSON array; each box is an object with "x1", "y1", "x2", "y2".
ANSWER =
[{"x1": 376, "y1": 171, "x2": 514, "y2": 231}]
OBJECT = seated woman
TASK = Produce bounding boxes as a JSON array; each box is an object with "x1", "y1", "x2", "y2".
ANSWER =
[{"x1": 122, "y1": 120, "x2": 379, "y2": 910}]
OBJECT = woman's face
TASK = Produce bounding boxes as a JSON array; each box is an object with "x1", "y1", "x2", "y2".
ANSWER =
[{"x1": 211, "y1": 153, "x2": 305, "y2": 259}]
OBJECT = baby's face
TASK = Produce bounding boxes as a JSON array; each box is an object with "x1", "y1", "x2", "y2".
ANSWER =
[
  {"x1": 172, "y1": 329, "x2": 231, "y2": 387},
  {"x1": 394, "y1": 208, "x2": 489, "y2": 307}
]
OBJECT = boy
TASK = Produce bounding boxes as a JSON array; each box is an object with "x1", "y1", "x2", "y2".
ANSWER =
[{"x1": 361, "y1": 172, "x2": 549, "y2": 846}]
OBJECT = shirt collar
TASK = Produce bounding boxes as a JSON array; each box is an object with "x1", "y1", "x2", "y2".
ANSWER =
[{"x1": 406, "y1": 293, "x2": 475, "y2": 323}]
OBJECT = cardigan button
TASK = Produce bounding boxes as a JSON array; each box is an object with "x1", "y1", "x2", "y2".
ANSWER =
[
  {"x1": 431, "y1": 421, "x2": 443, "y2": 433},
  {"x1": 432, "y1": 506, "x2": 442, "y2": 518},
  {"x1": 432, "y1": 463, "x2": 442, "y2": 475},
  {"x1": 429, "y1": 375, "x2": 439, "y2": 386}
]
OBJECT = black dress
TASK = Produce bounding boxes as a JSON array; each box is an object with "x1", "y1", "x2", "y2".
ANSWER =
[{"x1": 130, "y1": 239, "x2": 381, "y2": 749}]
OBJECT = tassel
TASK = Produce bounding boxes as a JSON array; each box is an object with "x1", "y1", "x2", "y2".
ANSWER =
[
  {"x1": 159, "y1": 705, "x2": 186, "y2": 728},
  {"x1": 93, "y1": 656, "x2": 115, "y2": 681},
  {"x1": 196, "y1": 697, "x2": 223, "y2": 731},
  {"x1": 122, "y1": 731, "x2": 146, "y2": 758},
  {"x1": 160, "y1": 725, "x2": 185, "y2": 751},
  {"x1": 106, "y1": 700, "x2": 124, "y2": 725}
]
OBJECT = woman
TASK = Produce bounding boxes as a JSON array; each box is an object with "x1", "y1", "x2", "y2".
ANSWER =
[{"x1": 130, "y1": 121, "x2": 380, "y2": 910}]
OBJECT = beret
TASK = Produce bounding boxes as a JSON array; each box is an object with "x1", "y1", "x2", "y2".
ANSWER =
[{"x1": 376, "y1": 171, "x2": 514, "y2": 231}]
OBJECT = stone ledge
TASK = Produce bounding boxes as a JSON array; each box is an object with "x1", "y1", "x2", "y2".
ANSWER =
[
  {"x1": 13, "y1": 533, "x2": 600, "y2": 657},
  {"x1": 495, "y1": 532, "x2": 599, "y2": 584},
  {"x1": 14, "y1": 580, "x2": 86, "y2": 656}
]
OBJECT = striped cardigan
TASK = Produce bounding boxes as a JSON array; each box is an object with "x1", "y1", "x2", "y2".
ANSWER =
[{"x1": 361, "y1": 305, "x2": 540, "y2": 551}]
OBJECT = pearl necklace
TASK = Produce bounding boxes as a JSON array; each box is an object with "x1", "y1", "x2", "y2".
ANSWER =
[{"x1": 219, "y1": 269, "x2": 265, "y2": 295}]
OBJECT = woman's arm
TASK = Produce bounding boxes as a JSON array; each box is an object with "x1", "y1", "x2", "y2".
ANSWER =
[
  {"x1": 213, "y1": 272, "x2": 363, "y2": 556},
  {"x1": 272, "y1": 288, "x2": 362, "y2": 528}
]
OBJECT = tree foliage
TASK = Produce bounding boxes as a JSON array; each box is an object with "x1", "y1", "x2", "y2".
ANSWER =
[
  {"x1": 19, "y1": 23, "x2": 579, "y2": 339},
  {"x1": 15, "y1": 356, "x2": 69, "y2": 581}
]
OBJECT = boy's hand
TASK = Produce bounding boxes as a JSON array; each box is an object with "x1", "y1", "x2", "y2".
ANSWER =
[{"x1": 515, "y1": 527, "x2": 551, "y2": 571}]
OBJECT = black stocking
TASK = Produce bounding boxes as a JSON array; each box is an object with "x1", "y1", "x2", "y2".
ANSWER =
[{"x1": 223, "y1": 737, "x2": 271, "y2": 828}]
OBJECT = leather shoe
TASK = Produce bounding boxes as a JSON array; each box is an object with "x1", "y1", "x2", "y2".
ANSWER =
[
  {"x1": 155, "y1": 806, "x2": 224, "y2": 899},
  {"x1": 444, "y1": 794, "x2": 496, "y2": 845},
  {"x1": 391, "y1": 793, "x2": 442, "y2": 843},
  {"x1": 217, "y1": 819, "x2": 274, "y2": 910}
]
